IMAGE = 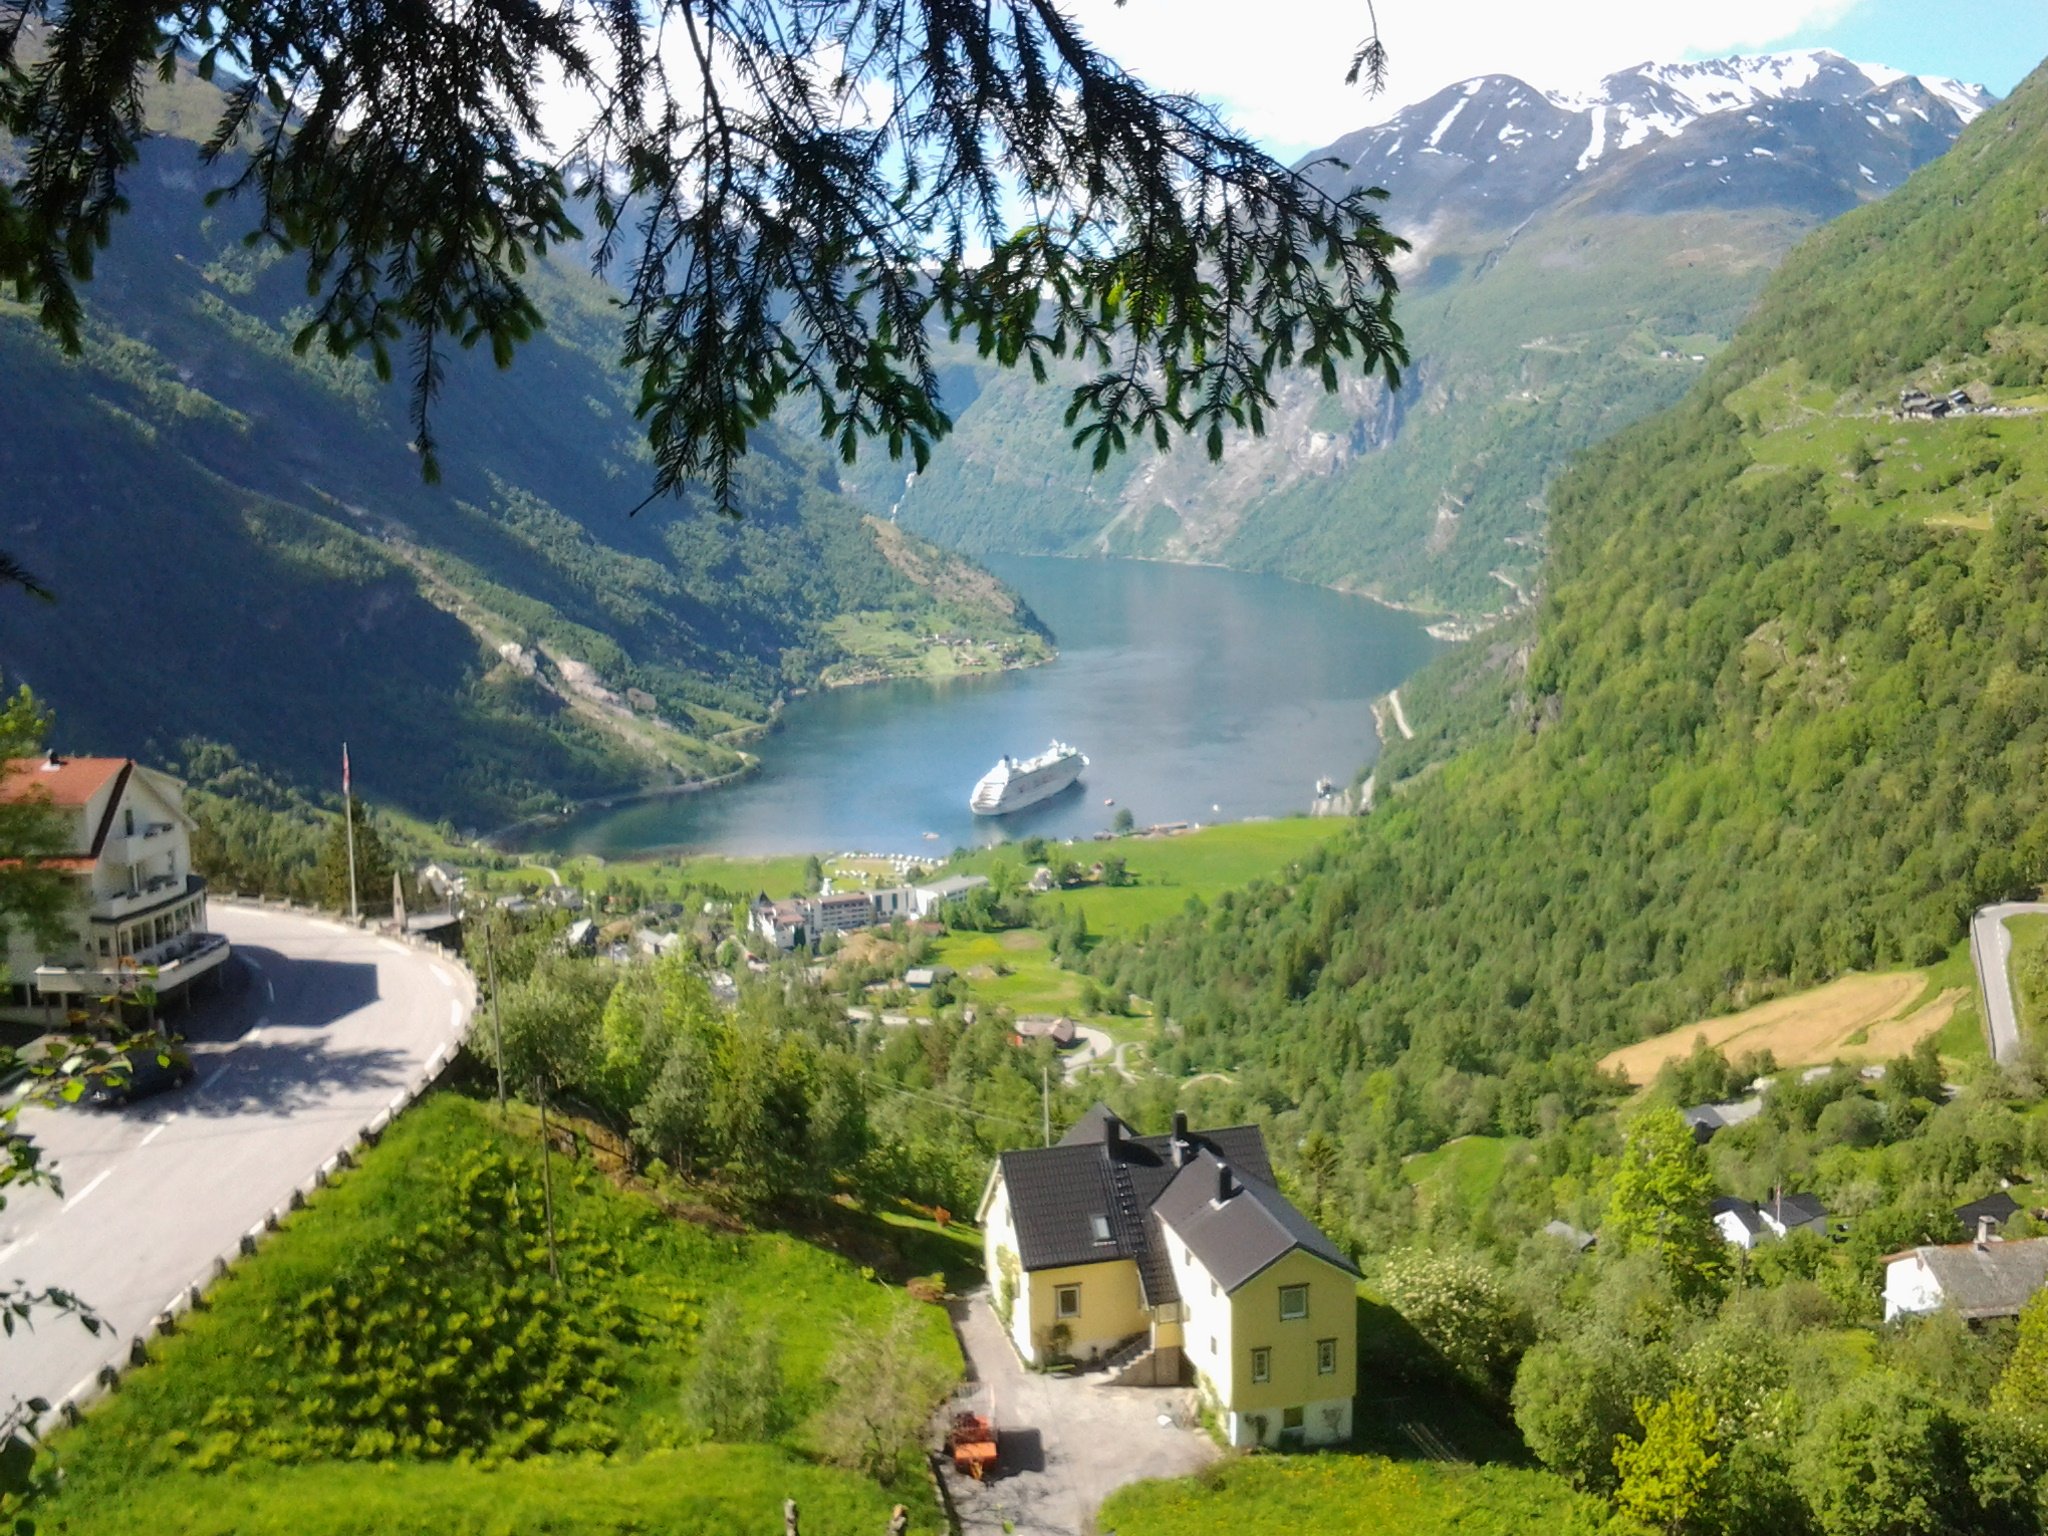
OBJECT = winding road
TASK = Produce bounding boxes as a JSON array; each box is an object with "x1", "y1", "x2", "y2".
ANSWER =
[
  {"x1": 1970, "y1": 901, "x2": 2046, "y2": 1067},
  {"x1": 0, "y1": 903, "x2": 473, "y2": 1422}
]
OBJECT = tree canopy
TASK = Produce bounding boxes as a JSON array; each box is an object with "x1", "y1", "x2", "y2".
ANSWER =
[{"x1": 0, "y1": 0, "x2": 1406, "y2": 516}]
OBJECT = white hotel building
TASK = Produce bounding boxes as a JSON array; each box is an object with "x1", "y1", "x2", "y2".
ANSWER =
[{"x1": 2, "y1": 754, "x2": 230, "y2": 1016}]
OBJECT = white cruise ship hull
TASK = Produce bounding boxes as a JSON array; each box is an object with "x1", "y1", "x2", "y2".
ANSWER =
[{"x1": 970, "y1": 749, "x2": 1087, "y2": 815}]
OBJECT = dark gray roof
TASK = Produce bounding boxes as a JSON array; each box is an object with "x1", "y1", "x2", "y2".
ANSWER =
[
  {"x1": 1895, "y1": 1238, "x2": 2048, "y2": 1320},
  {"x1": 1956, "y1": 1190, "x2": 2025, "y2": 1230},
  {"x1": 1765, "y1": 1192, "x2": 1828, "y2": 1227},
  {"x1": 1151, "y1": 1148, "x2": 1360, "y2": 1294},
  {"x1": 999, "y1": 1106, "x2": 1279, "y2": 1307}
]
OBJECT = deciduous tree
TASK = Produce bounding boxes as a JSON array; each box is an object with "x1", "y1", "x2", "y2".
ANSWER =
[{"x1": 1604, "y1": 1106, "x2": 1727, "y2": 1304}]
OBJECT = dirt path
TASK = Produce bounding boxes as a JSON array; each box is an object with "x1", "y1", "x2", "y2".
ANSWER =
[{"x1": 1387, "y1": 689, "x2": 1415, "y2": 740}]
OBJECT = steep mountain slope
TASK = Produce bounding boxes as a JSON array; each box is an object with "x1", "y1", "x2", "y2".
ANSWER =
[
  {"x1": 1086, "y1": 57, "x2": 2048, "y2": 1150},
  {"x1": 887, "y1": 51, "x2": 1992, "y2": 624},
  {"x1": 0, "y1": 126, "x2": 1046, "y2": 829}
]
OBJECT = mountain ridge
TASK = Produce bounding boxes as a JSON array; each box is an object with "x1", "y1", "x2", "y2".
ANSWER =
[{"x1": 883, "y1": 49, "x2": 1994, "y2": 624}]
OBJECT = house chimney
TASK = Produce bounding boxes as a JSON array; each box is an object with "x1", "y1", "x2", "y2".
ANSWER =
[
  {"x1": 42, "y1": 748, "x2": 60, "y2": 768},
  {"x1": 1216, "y1": 1162, "x2": 1234, "y2": 1204},
  {"x1": 1171, "y1": 1111, "x2": 1190, "y2": 1166},
  {"x1": 1105, "y1": 1118, "x2": 1122, "y2": 1154},
  {"x1": 1977, "y1": 1215, "x2": 1993, "y2": 1250}
]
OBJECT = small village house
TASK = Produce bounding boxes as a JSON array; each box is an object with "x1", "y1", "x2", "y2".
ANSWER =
[
  {"x1": 1, "y1": 754, "x2": 230, "y2": 1016},
  {"x1": 979, "y1": 1104, "x2": 1359, "y2": 1448},
  {"x1": 1711, "y1": 1191, "x2": 1827, "y2": 1250},
  {"x1": 1883, "y1": 1233, "x2": 2048, "y2": 1323}
]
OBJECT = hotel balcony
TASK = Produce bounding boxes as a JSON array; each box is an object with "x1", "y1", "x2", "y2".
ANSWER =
[
  {"x1": 33, "y1": 930, "x2": 232, "y2": 997},
  {"x1": 94, "y1": 871, "x2": 204, "y2": 923}
]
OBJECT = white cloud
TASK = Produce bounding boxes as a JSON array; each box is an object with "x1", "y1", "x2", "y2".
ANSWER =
[{"x1": 1058, "y1": 0, "x2": 1866, "y2": 155}]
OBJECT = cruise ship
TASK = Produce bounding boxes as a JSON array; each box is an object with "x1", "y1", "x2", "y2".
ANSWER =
[{"x1": 969, "y1": 741, "x2": 1088, "y2": 816}]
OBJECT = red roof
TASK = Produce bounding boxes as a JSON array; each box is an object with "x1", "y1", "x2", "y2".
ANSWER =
[{"x1": 0, "y1": 756, "x2": 130, "y2": 809}]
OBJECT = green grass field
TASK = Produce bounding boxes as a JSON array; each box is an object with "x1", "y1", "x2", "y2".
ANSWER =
[
  {"x1": 1402, "y1": 1136, "x2": 1528, "y2": 1221},
  {"x1": 29, "y1": 1094, "x2": 958, "y2": 1536},
  {"x1": 949, "y1": 818, "x2": 1338, "y2": 938},
  {"x1": 1723, "y1": 361, "x2": 2048, "y2": 532},
  {"x1": 928, "y1": 928, "x2": 1088, "y2": 1015},
  {"x1": 1099, "y1": 1453, "x2": 1596, "y2": 1536}
]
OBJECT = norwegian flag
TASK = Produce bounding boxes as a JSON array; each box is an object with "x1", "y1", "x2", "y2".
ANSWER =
[{"x1": 342, "y1": 743, "x2": 351, "y2": 798}]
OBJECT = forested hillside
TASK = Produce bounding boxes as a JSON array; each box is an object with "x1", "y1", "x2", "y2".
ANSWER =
[
  {"x1": 1089, "y1": 58, "x2": 2048, "y2": 1157},
  {"x1": 0, "y1": 75, "x2": 1045, "y2": 829},
  {"x1": 883, "y1": 52, "x2": 1989, "y2": 622}
]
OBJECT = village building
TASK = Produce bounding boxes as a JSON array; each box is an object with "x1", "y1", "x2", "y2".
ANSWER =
[
  {"x1": 810, "y1": 891, "x2": 876, "y2": 937},
  {"x1": 911, "y1": 873, "x2": 990, "y2": 918},
  {"x1": 1955, "y1": 1188, "x2": 2030, "y2": 1235},
  {"x1": 1883, "y1": 1234, "x2": 2048, "y2": 1323},
  {"x1": 979, "y1": 1104, "x2": 1359, "y2": 1449},
  {"x1": 1712, "y1": 1191, "x2": 1826, "y2": 1249},
  {"x1": 1682, "y1": 1097, "x2": 1761, "y2": 1144},
  {"x1": 1, "y1": 754, "x2": 230, "y2": 1016},
  {"x1": 1011, "y1": 1014, "x2": 1078, "y2": 1048},
  {"x1": 748, "y1": 895, "x2": 809, "y2": 951}
]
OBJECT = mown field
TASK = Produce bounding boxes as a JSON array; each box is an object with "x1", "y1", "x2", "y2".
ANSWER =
[
  {"x1": 26, "y1": 1094, "x2": 960, "y2": 1536},
  {"x1": 954, "y1": 818, "x2": 1339, "y2": 937},
  {"x1": 1599, "y1": 937, "x2": 1984, "y2": 1085},
  {"x1": 1100, "y1": 1453, "x2": 1598, "y2": 1536}
]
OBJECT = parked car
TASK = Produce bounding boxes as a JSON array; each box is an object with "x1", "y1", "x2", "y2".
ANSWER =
[{"x1": 74, "y1": 1038, "x2": 195, "y2": 1107}]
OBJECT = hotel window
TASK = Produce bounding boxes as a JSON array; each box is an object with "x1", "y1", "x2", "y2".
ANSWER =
[
  {"x1": 1317, "y1": 1338, "x2": 1337, "y2": 1375},
  {"x1": 1055, "y1": 1284, "x2": 1081, "y2": 1320},
  {"x1": 1252, "y1": 1348, "x2": 1271, "y2": 1384},
  {"x1": 1279, "y1": 1284, "x2": 1309, "y2": 1321}
]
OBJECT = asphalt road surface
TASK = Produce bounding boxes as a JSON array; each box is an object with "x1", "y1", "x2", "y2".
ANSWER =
[
  {"x1": 1969, "y1": 901, "x2": 2048, "y2": 1067},
  {"x1": 0, "y1": 903, "x2": 473, "y2": 1421}
]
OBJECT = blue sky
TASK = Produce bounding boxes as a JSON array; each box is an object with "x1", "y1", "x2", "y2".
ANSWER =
[
  {"x1": 1064, "y1": 0, "x2": 2048, "y2": 159},
  {"x1": 1774, "y1": 1, "x2": 2047, "y2": 96}
]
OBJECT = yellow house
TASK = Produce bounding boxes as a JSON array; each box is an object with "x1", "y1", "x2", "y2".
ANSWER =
[{"x1": 978, "y1": 1103, "x2": 1359, "y2": 1448}]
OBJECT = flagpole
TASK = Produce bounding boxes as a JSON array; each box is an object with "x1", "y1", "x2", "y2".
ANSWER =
[{"x1": 343, "y1": 743, "x2": 360, "y2": 923}]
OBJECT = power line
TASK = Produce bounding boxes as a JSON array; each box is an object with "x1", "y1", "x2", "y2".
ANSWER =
[{"x1": 858, "y1": 1073, "x2": 1041, "y2": 1133}]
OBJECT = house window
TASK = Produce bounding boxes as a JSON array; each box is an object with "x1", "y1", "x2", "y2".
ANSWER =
[
  {"x1": 1317, "y1": 1338, "x2": 1337, "y2": 1375},
  {"x1": 1282, "y1": 1407, "x2": 1305, "y2": 1431},
  {"x1": 1055, "y1": 1284, "x2": 1081, "y2": 1320},
  {"x1": 1279, "y1": 1284, "x2": 1309, "y2": 1320},
  {"x1": 1252, "y1": 1348, "x2": 1271, "y2": 1383},
  {"x1": 1210, "y1": 1278, "x2": 1218, "y2": 1297},
  {"x1": 1090, "y1": 1215, "x2": 1113, "y2": 1243},
  {"x1": 1209, "y1": 1336, "x2": 1217, "y2": 1356},
  {"x1": 1184, "y1": 1246, "x2": 1192, "y2": 1266}
]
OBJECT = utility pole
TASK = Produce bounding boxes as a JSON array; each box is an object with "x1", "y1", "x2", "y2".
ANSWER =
[
  {"x1": 341, "y1": 743, "x2": 360, "y2": 923},
  {"x1": 534, "y1": 1075, "x2": 560, "y2": 1283},
  {"x1": 484, "y1": 919, "x2": 506, "y2": 1111},
  {"x1": 1042, "y1": 1065, "x2": 1050, "y2": 1148}
]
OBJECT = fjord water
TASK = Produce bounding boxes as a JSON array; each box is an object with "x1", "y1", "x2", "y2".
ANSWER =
[{"x1": 539, "y1": 556, "x2": 1439, "y2": 858}]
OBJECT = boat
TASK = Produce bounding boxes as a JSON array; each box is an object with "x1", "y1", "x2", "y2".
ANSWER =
[{"x1": 970, "y1": 741, "x2": 1087, "y2": 816}]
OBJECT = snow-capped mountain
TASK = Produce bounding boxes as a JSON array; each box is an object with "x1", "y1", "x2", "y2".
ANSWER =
[
  {"x1": 891, "y1": 50, "x2": 1997, "y2": 623},
  {"x1": 1308, "y1": 50, "x2": 1994, "y2": 236}
]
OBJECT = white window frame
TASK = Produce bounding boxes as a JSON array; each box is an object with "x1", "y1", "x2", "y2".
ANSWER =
[
  {"x1": 1251, "y1": 1347, "x2": 1271, "y2": 1384},
  {"x1": 1055, "y1": 1284, "x2": 1081, "y2": 1320},
  {"x1": 1317, "y1": 1338, "x2": 1337, "y2": 1375},
  {"x1": 1279, "y1": 1284, "x2": 1309, "y2": 1321},
  {"x1": 1281, "y1": 1406, "x2": 1305, "y2": 1431}
]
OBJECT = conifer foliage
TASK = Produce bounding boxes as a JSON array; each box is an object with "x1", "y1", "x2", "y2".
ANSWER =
[{"x1": 0, "y1": 1, "x2": 1406, "y2": 512}]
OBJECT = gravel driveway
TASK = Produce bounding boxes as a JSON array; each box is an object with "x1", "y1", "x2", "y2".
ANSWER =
[{"x1": 939, "y1": 1290, "x2": 1217, "y2": 1536}]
